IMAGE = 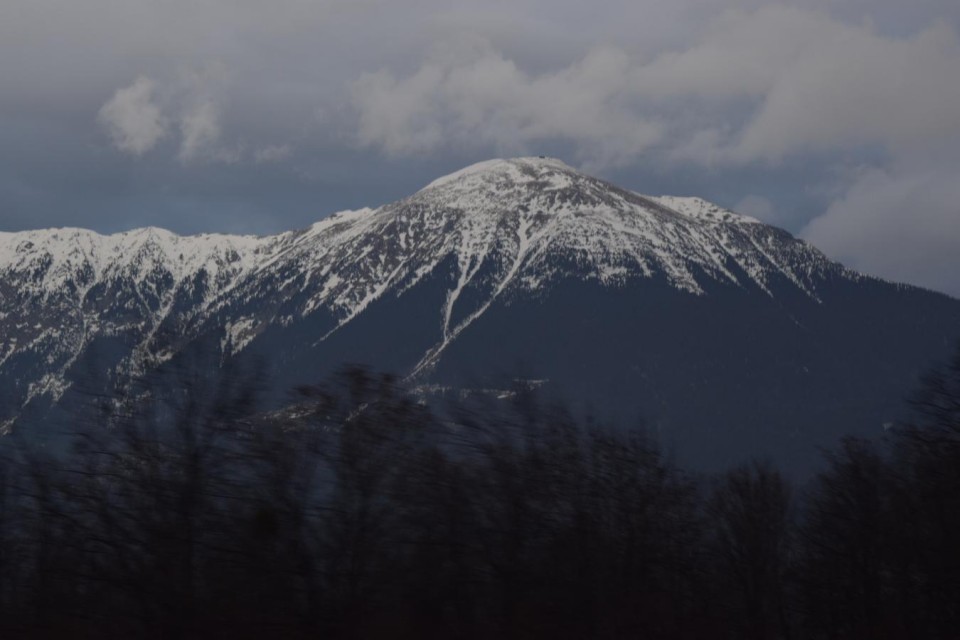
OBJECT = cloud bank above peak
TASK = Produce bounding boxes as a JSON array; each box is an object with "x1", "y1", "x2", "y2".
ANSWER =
[{"x1": 349, "y1": 6, "x2": 960, "y2": 168}]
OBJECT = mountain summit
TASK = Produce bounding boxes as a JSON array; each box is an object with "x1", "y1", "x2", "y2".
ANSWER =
[{"x1": 2, "y1": 158, "x2": 958, "y2": 473}]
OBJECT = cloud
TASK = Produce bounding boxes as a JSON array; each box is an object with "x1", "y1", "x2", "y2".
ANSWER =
[
  {"x1": 97, "y1": 76, "x2": 167, "y2": 155},
  {"x1": 350, "y1": 6, "x2": 960, "y2": 170},
  {"x1": 178, "y1": 100, "x2": 232, "y2": 163},
  {"x1": 727, "y1": 16, "x2": 960, "y2": 162},
  {"x1": 610, "y1": 5, "x2": 960, "y2": 166},
  {"x1": 802, "y1": 163, "x2": 960, "y2": 296},
  {"x1": 632, "y1": 6, "x2": 830, "y2": 101},
  {"x1": 352, "y1": 42, "x2": 664, "y2": 167},
  {"x1": 174, "y1": 63, "x2": 247, "y2": 164},
  {"x1": 733, "y1": 194, "x2": 776, "y2": 223},
  {"x1": 254, "y1": 144, "x2": 293, "y2": 163},
  {"x1": 99, "y1": 66, "x2": 244, "y2": 164}
]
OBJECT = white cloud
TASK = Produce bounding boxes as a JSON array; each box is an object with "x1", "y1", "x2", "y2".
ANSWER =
[
  {"x1": 352, "y1": 42, "x2": 663, "y2": 167},
  {"x1": 97, "y1": 76, "x2": 167, "y2": 155},
  {"x1": 729, "y1": 18, "x2": 960, "y2": 162},
  {"x1": 350, "y1": 7, "x2": 960, "y2": 171},
  {"x1": 633, "y1": 6, "x2": 834, "y2": 101},
  {"x1": 179, "y1": 100, "x2": 225, "y2": 163},
  {"x1": 174, "y1": 64, "x2": 243, "y2": 164},
  {"x1": 99, "y1": 66, "x2": 244, "y2": 164},
  {"x1": 802, "y1": 164, "x2": 960, "y2": 296},
  {"x1": 353, "y1": 65, "x2": 447, "y2": 155}
]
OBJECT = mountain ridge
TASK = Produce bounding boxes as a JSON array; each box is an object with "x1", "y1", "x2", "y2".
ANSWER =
[{"x1": 1, "y1": 157, "x2": 958, "y2": 476}]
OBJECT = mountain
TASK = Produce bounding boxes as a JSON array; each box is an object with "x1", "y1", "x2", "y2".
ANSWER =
[{"x1": 2, "y1": 157, "x2": 958, "y2": 474}]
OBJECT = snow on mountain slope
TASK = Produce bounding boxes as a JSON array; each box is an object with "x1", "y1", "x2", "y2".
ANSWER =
[
  {"x1": 650, "y1": 195, "x2": 761, "y2": 225},
  {"x1": 0, "y1": 226, "x2": 300, "y2": 415},
  {"x1": 0, "y1": 157, "x2": 856, "y2": 427}
]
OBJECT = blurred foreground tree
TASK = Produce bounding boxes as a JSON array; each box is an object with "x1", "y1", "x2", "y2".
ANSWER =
[
  {"x1": 0, "y1": 345, "x2": 959, "y2": 639},
  {"x1": 708, "y1": 461, "x2": 793, "y2": 640},
  {"x1": 888, "y1": 344, "x2": 960, "y2": 638}
]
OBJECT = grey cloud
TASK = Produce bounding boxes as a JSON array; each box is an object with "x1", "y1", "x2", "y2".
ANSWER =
[
  {"x1": 99, "y1": 66, "x2": 248, "y2": 165},
  {"x1": 348, "y1": 6, "x2": 960, "y2": 170},
  {"x1": 352, "y1": 42, "x2": 664, "y2": 167},
  {"x1": 254, "y1": 144, "x2": 294, "y2": 164},
  {"x1": 174, "y1": 65, "x2": 236, "y2": 164},
  {"x1": 729, "y1": 18, "x2": 960, "y2": 162},
  {"x1": 631, "y1": 6, "x2": 828, "y2": 100},
  {"x1": 633, "y1": 7, "x2": 960, "y2": 164},
  {"x1": 98, "y1": 77, "x2": 167, "y2": 155},
  {"x1": 178, "y1": 100, "x2": 230, "y2": 164},
  {"x1": 802, "y1": 163, "x2": 960, "y2": 296},
  {"x1": 733, "y1": 194, "x2": 776, "y2": 223}
]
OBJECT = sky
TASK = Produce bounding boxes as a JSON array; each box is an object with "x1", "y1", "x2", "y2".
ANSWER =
[{"x1": 2, "y1": 1, "x2": 960, "y2": 296}]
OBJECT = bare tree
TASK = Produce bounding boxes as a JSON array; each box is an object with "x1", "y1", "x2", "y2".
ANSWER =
[{"x1": 708, "y1": 460, "x2": 793, "y2": 640}]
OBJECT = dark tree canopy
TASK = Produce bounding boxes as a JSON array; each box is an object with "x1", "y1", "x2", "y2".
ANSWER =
[{"x1": 0, "y1": 343, "x2": 958, "y2": 639}]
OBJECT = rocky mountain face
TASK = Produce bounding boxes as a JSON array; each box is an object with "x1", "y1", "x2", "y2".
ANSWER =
[{"x1": 2, "y1": 157, "x2": 958, "y2": 473}]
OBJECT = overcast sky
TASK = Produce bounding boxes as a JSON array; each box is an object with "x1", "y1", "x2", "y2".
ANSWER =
[{"x1": 2, "y1": 0, "x2": 960, "y2": 296}]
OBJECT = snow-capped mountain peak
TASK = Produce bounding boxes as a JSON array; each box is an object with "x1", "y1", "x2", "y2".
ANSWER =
[
  {"x1": 420, "y1": 156, "x2": 576, "y2": 191},
  {"x1": 0, "y1": 158, "x2": 849, "y2": 427}
]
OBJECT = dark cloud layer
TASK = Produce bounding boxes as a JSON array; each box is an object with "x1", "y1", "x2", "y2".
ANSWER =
[{"x1": 1, "y1": 0, "x2": 959, "y2": 295}]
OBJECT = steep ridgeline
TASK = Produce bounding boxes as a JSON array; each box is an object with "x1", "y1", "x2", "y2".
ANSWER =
[{"x1": 2, "y1": 158, "x2": 958, "y2": 473}]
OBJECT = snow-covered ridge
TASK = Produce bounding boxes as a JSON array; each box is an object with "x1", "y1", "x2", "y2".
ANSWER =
[
  {"x1": 0, "y1": 157, "x2": 845, "y2": 422},
  {"x1": 0, "y1": 157, "x2": 833, "y2": 331},
  {"x1": 0, "y1": 226, "x2": 273, "y2": 295},
  {"x1": 0, "y1": 158, "x2": 759, "y2": 288},
  {"x1": 651, "y1": 195, "x2": 762, "y2": 225},
  {"x1": 421, "y1": 157, "x2": 576, "y2": 191}
]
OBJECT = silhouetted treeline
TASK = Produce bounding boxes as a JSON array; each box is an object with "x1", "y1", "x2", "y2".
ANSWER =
[{"x1": 0, "y1": 348, "x2": 959, "y2": 639}]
